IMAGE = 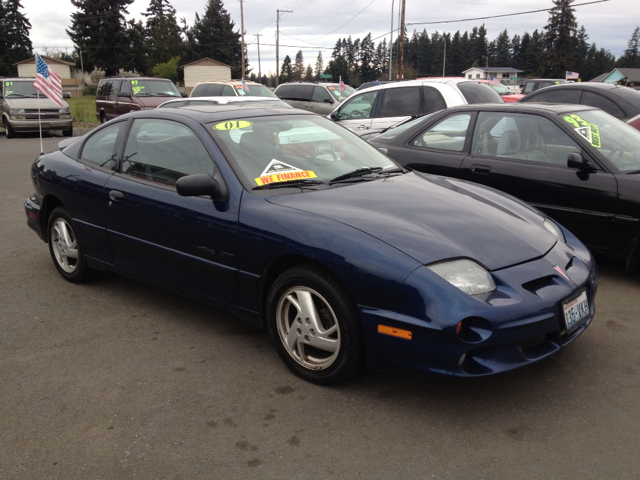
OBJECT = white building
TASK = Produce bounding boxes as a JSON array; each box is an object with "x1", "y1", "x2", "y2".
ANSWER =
[
  {"x1": 462, "y1": 67, "x2": 523, "y2": 84},
  {"x1": 181, "y1": 58, "x2": 232, "y2": 96},
  {"x1": 14, "y1": 56, "x2": 88, "y2": 97}
]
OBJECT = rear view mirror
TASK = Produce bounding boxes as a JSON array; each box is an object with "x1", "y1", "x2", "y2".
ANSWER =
[
  {"x1": 176, "y1": 173, "x2": 229, "y2": 202},
  {"x1": 567, "y1": 152, "x2": 591, "y2": 170}
]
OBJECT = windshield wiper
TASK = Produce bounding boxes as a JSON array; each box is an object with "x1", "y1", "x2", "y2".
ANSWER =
[
  {"x1": 330, "y1": 167, "x2": 383, "y2": 183},
  {"x1": 252, "y1": 179, "x2": 326, "y2": 190}
]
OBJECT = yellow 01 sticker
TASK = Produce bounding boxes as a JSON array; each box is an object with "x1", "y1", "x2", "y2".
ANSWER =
[
  {"x1": 213, "y1": 120, "x2": 254, "y2": 131},
  {"x1": 255, "y1": 170, "x2": 317, "y2": 186}
]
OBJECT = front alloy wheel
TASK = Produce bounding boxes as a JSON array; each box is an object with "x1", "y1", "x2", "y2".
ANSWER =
[{"x1": 267, "y1": 264, "x2": 365, "y2": 384}]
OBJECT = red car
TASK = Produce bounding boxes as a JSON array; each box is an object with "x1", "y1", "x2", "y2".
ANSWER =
[{"x1": 476, "y1": 79, "x2": 524, "y2": 102}]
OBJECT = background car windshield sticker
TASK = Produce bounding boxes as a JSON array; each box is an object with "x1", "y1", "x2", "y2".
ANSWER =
[
  {"x1": 563, "y1": 114, "x2": 601, "y2": 148},
  {"x1": 255, "y1": 160, "x2": 317, "y2": 186},
  {"x1": 131, "y1": 80, "x2": 145, "y2": 95},
  {"x1": 212, "y1": 120, "x2": 254, "y2": 131}
]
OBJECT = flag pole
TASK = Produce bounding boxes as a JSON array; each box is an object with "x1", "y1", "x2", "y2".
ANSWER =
[{"x1": 37, "y1": 89, "x2": 43, "y2": 155}]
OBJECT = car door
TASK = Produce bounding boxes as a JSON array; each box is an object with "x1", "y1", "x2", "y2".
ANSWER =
[
  {"x1": 310, "y1": 86, "x2": 336, "y2": 115},
  {"x1": 115, "y1": 80, "x2": 133, "y2": 116},
  {"x1": 103, "y1": 117, "x2": 240, "y2": 304},
  {"x1": 461, "y1": 111, "x2": 618, "y2": 251},
  {"x1": 334, "y1": 90, "x2": 378, "y2": 132},
  {"x1": 370, "y1": 86, "x2": 422, "y2": 133},
  {"x1": 106, "y1": 81, "x2": 121, "y2": 120},
  {"x1": 385, "y1": 112, "x2": 474, "y2": 177}
]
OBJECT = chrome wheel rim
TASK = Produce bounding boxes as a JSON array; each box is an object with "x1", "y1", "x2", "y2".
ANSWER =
[
  {"x1": 51, "y1": 218, "x2": 79, "y2": 273},
  {"x1": 276, "y1": 287, "x2": 341, "y2": 371}
]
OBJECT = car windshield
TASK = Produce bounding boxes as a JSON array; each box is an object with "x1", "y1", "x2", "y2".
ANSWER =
[
  {"x1": 373, "y1": 112, "x2": 440, "y2": 141},
  {"x1": 208, "y1": 114, "x2": 397, "y2": 189},
  {"x1": 490, "y1": 83, "x2": 512, "y2": 95},
  {"x1": 327, "y1": 85, "x2": 356, "y2": 102},
  {"x1": 562, "y1": 109, "x2": 640, "y2": 172},
  {"x1": 4, "y1": 80, "x2": 40, "y2": 97},
  {"x1": 234, "y1": 84, "x2": 278, "y2": 98},
  {"x1": 131, "y1": 80, "x2": 181, "y2": 97}
]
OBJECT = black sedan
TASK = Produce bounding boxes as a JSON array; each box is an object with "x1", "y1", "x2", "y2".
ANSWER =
[
  {"x1": 518, "y1": 82, "x2": 640, "y2": 130},
  {"x1": 369, "y1": 103, "x2": 640, "y2": 269}
]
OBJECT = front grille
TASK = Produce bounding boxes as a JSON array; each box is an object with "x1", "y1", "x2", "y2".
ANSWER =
[{"x1": 24, "y1": 109, "x2": 60, "y2": 114}]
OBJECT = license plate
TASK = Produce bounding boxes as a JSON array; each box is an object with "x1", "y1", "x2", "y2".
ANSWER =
[{"x1": 563, "y1": 290, "x2": 590, "y2": 333}]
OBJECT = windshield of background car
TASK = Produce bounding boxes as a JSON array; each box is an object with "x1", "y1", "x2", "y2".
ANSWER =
[
  {"x1": 458, "y1": 82, "x2": 503, "y2": 104},
  {"x1": 207, "y1": 115, "x2": 396, "y2": 188},
  {"x1": 562, "y1": 109, "x2": 640, "y2": 172},
  {"x1": 490, "y1": 83, "x2": 512, "y2": 95},
  {"x1": 327, "y1": 85, "x2": 356, "y2": 102},
  {"x1": 130, "y1": 80, "x2": 180, "y2": 97},
  {"x1": 234, "y1": 84, "x2": 278, "y2": 98},
  {"x1": 4, "y1": 80, "x2": 40, "y2": 97}
]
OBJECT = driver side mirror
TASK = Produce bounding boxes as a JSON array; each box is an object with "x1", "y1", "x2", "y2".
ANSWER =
[
  {"x1": 176, "y1": 173, "x2": 229, "y2": 202},
  {"x1": 323, "y1": 98, "x2": 334, "y2": 104},
  {"x1": 567, "y1": 152, "x2": 593, "y2": 170},
  {"x1": 330, "y1": 110, "x2": 338, "y2": 120}
]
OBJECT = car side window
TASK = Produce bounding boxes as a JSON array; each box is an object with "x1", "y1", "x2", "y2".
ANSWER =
[
  {"x1": 472, "y1": 112, "x2": 580, "y2": 165},
  {"x1": 522, "y1": 82, "x2": 535, "y2": 94},
  {"x1": 109, "y1": 81, "x2": 121, "y2": 98},
  {"x1": 337, "y1": 91, "x2": 376, "y2": 120},
  {"x1": 411, "y1": 113, "x2": 471, "y2": 152},
  {"x1": 275, "y1": 84, "x2": 294, "y2": 99},
  {"x1": 222, "y1": 85, "x2": 235, "y2": 96},
  {"x1": 80, "y1": 122, "x2": 126, "y2": 170},
  {"x1": 119, "y1": 81, "x2": 131, "y2": 95},
  {"x1": 378, "y1": 87, "x2": 421, "y2": 117},
  {"x1": 422, "y1": 86, "x2": 446, "y2": 114},
  {"x1": 581, "y1": 91, "x2": 626, "y2": 118},
  {"x1": 526, "y1": 89, "x2": 581, "y2": 104},
  {"x1": 312, "y1": 86, "x2": 332, "y2": 103},
  {"x1": 121, "y1": 119, "x2": 214, "y2": 187},
  {"x1": 291, "y1": 85, "x2": 314, "y2": 102}
]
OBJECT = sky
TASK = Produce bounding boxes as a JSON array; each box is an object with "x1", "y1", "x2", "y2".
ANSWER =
[{"x1": 22, "y1": 0, "x2": 638, "y2": 77}]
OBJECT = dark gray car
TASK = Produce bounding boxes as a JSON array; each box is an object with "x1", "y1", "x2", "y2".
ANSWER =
[{"x1": 274, "y1": 82, "x2": 356, "y2": 115}]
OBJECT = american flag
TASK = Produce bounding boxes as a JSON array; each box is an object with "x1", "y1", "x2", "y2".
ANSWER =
[
  {"x1": 339, "y1": 76, "x2": 346, "y2": 94},
  {"x1": 34, "y1": 54, "x2": 63, "y2": 107},
  {"x1": 241, "y1": 78, "x2": 250, "y2": 92},
  {"x1": 488, "y1": 75, "x2": 501, "y2": 86},
  {"x1": 566, "y1": 71, "x2": 579, "y2": 80}
]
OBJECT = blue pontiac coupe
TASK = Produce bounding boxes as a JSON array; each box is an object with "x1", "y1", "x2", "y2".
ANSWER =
[{"x1": 25, "y1": 105, "x2": 597, "y2": 384}]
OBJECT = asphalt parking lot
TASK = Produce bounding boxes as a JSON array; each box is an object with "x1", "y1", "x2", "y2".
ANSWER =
[{"x1": 1, "y1": 133, "x2": 639, "y2": 479}]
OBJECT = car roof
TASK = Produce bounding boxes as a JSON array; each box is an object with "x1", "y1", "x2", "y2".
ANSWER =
[
  {"x1": 126, "y1": 104, "x2": 311, "y2": 124},
  {"x1": 442, "y1": 102, "x2": 598, "y2": 115},
  {"x1": 194, "y1": 79, "x2": 262, "y2": 85},
  {"x1": 102, "y1": 76, "x2": 169, "y2": 81},
  {"x1": 276, "y1": 82, "x2": 343, "y2": 87},
  {"x1": 159, "y1": 96, "x2": 285, "y2": 105},
  {"x1": 356, "y1": 78, "x2": 485, "y2": 94}
]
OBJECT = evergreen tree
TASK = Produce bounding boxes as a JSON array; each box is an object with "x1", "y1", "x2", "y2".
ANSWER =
[
  {"x1": 143, "y1": 0, "x2": 184, "y2": 67},
  {"x1": 583, "y1": 43, "x2": 616, "y2": 80},
  {"x1": 292, "y1": 50, "x2": 304, "y2": 81},
  {"x1": 67, "y1": 0, "x2": 133, "y2": 77},
  {"x1": 314, "y1": 51, "x2": 323, "y2": 79},
  {"x1": 374, "y1": 39, "x2": 388, "y2": 78},
  {"x1": 494, "y1": 29, "x2": 512, "y2": 66},
  {"x1": 448, "y1": 31, "x2": 464, "y2": 77},
  {"x1": 303, "y1": 64, "x2": 313, "y2": 81},
  {"x1": 358, "y1": 33, "x2": 376, "y2": 82},
  {"x1": 540, "y1": 0, "x2": 577, "y2": 77},
  {"x1": 279, "y1": 55, "x2": 293, "y2": 83},
  {"x1": 325, "y1": 56, "x2": 349, "y2": 85},
  {"x1": 511, "y1": 34, "x2": 522, "y2": 69},
  {"x1": 573, "y1": 26, "x2": 590, "y2": 76},
  {"x1": 123, "y1": 19, "x2": 150, "y2": 75},
  {"x1": 184, "y1": 0, "x2": 245, "y2": 77},
  {"x1": 3, "y1": 0, "x2": 33, "y2": 76},
  {"x1": 617, "y1": 27, "x2": 640, "y2": 68}
]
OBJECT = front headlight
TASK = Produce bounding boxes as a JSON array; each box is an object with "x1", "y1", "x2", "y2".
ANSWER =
[
  {"x1": 58, "y1": 107, "x2": 70, "y2": 114},
  {"x1": 10, "y1": 108, "x2": 26, "y2": 114},
  {"x1": 428, "y1": 259, "x2": 496, "y2": 296},
  {"x1": 543, "y1": 218, "x2": 565, "y2": 243}
]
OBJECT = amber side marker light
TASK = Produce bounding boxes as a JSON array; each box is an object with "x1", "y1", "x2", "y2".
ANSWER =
[
  {"x1": 456, "y1": 321, "x2": 463, "y2": 335},
  {"x1": 378, "y1": 324, "x2": 412, "y2": 340}
]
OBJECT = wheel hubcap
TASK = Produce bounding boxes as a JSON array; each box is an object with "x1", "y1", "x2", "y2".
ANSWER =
[
  {"x1": 276, "y1": 287, "x2": 341, "y2": 370},
  {"x1": 51, "y1": 218, "x2": 79, "y2": 273}
]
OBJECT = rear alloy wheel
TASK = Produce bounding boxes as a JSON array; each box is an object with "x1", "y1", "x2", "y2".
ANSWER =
[
  {"x1": 4, "y1": 117, "x2": 15, "y2": 139},
  {"x1": 267, "y1": 264, "x2": 365, "y2": 384},
  {"x1": 47, "y1": 207, "x2": 97, "y2": 283}
]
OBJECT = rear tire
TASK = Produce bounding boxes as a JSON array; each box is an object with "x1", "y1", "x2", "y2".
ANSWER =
[
  {"x1": 47, "y1": 207, "x2": 98, "y2": 283},
  {"x1": 266, "y1": 264, "x2": 365, "y2": 384},
  {"x1": 4, "y1": 117, "x2": 15, "y2": 139}
]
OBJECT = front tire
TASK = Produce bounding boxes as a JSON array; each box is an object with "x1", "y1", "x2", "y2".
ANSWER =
[
  {"x1": 4, "y1": 117, "x2": 15, "y2": 138},
  {"x1": 63, "y1": 127, "x2": 73, "y2": 137},
  {"x1": 47, "y1": 207, "x2": 97, "y2": 283},
  {"x1": 266, "y1": 264, "x2": 365, "y2": 384},
  {"x1": 100, "y1": 112, "x2": 107, "y2": 124}
]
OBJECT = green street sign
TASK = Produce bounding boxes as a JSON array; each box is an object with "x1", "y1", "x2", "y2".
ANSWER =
[
  {"x1": 511, "y1": 77, "x2": 520, "y2": 80},
  {"x1": 320, "y1": 74, "x2": 332, "y2": 79}
]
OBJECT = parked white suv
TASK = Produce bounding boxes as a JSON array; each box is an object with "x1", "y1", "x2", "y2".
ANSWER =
[{"x1": 328, "y1": 78, "x2": 503, "y2": 136}]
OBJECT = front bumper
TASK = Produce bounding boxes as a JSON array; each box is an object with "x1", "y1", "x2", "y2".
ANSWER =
[
  {"x1": 9, "y1": 118, "x2": 72, "y2": 133},
  {"x1": 360, "y1": 233, "x2": 598, "y2": 376}
]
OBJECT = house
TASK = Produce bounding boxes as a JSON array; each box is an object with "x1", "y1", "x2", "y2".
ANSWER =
[
  {"x1": 181, "y1": 58, "x2": 232, "y2": 96},
  {"x1": 589, "y1": 68, "x2": 640, "y2": 89},
  {"x1": 13, "y1": 56, "x2": 88, "y2": 97},
  {"x1": 461, "y1": 67, "x2": 523, "y2": 87}
]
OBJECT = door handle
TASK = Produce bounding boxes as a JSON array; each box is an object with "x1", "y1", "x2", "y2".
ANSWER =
[
  {"x1": 471, "y1": 164, "x2": 491, "y2": 174},
  {"x1": 109, "y1": 190, "x2": 124, "y2": 201},
  {"x1": 357, "y1": 125, "x2": 370, "y2": 130}
]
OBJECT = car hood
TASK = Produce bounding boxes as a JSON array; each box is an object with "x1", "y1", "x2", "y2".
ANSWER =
[
  {"x1": 4, "y1": 97, "x2": 68, "y2": 109},
  {"x1": 267, "y1": 172, "x2": 557, "y2": 270}
]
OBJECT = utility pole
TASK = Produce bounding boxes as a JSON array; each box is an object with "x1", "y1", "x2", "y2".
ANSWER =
[
  {"x1": 398, "y1": 0, "x2": 406, "y2": 80},
  {"x1": 254, "y1": 34, "x2": 262, "y2": 84},
  {"x1": 276, "y1": 9, "x2": 292, "y2": 86},
  {"x1": 443, "y1": 37, "x2": 446, "y2": 77},
  {"x1": 389, "y1": 0, "x2": 394, "y2": 81},
  {"x1": 240, "y1": 0, "x2": 246, "y2": 79}
]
